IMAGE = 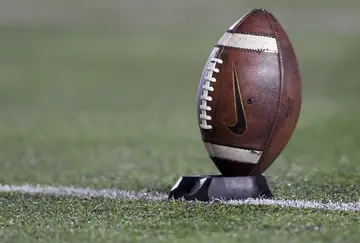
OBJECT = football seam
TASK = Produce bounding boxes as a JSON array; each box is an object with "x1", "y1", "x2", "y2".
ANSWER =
[
  {"x1": 226, "y1": 30, "x2": 276, "y2": 38},
  {"x1": 215, "y1": 45, "x2": 279, "y2": 54},
  {"x1": 252, "y1": 13, "x2": 285, "y2": 174}
]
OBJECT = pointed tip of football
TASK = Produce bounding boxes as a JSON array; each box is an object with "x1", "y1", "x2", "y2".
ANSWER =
[{"x1": 229, "y1": 8, "x2": 277, "y2": 36}]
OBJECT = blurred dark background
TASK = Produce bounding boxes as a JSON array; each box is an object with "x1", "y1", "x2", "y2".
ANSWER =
[{"x1": 0, "y1": 0, "x2": 359, "y2": 196}]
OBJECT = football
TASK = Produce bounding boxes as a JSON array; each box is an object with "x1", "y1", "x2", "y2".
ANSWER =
[{"x1": 197, "y1": 8, "x2": 302, "y2": 176}]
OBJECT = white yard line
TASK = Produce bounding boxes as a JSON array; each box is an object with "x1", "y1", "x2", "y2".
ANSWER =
[
  {"x1": 0, "y1": 184, "x2": 167, "y2": 201},
  {"x1": 226, "y1": 199, "x2": 360, "y2": 212},
  {"x1": 0, "y1": 184, "x2": 359, "y2": 212}
]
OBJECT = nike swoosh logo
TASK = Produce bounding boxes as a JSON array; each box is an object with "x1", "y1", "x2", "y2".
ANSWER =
[{"x1": 223, "y1": 63, "x2": 247, "y2": 135}]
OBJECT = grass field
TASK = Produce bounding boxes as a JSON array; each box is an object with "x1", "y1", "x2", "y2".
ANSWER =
[{"x1": 0, "y1": 0, "x2": 360, "y2": 242}]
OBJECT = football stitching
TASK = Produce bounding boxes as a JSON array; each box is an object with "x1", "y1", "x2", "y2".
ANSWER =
[
  {"x1": 199, "y1": 57, "x2": 223, "y2": 130},
  {"x1": 250, "y1": 12, "x2": 283, "y2": 175},
  {"x1": 226, "y1": 30, "x2": 276, "y2": 38},
  {"x1": 215, "y1": 45, "x2": 279, "y2": 54}
]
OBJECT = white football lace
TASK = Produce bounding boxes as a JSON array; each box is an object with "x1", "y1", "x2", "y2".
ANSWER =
[{"x1": 199, "y1": 57, "x2": 223, "y2": 130}]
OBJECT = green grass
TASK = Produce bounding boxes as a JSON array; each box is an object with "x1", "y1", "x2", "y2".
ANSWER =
[
  {"x1": 0, "y1": 0, "x2": 360, "y2": 242},
  {"x1": 1, "y1": 194, "x2": 360, "y2": 243}
]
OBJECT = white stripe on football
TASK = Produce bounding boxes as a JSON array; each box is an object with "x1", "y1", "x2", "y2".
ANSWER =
[
  {"x1": 217, "y1": 32, "x2": 278, "y2": 53},
  {"x1": 204, "y1": 143, "x2": 263, "y2": 164}
]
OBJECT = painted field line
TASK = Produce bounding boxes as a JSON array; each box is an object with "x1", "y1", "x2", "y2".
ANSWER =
[
  {"x1": 0, "y1": 184, "x2": 167, "y2": 201},
  {"x1": 0, "y1": 184, "x2": 359, "y2": 212},
  {"x1": 225, "y1": 199, "x2": 360, "y2": 212}
]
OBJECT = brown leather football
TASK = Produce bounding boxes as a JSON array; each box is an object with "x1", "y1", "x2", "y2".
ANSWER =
[{"x1": 197, "y1": 8, "x2": 302, "y2": 176}]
